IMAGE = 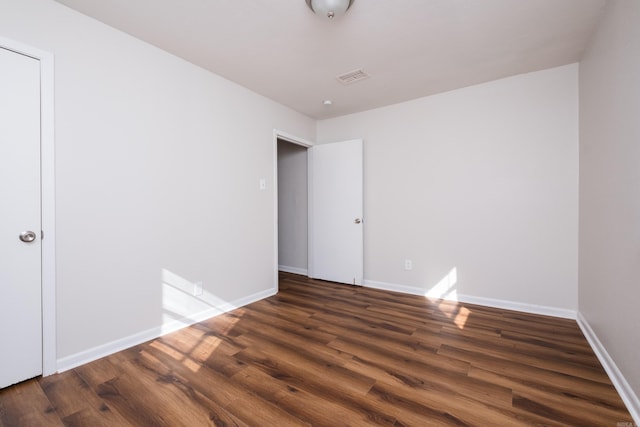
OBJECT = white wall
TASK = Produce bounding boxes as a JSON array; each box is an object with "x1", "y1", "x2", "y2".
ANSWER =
[
  {"x1": 0, "y1": 0, "x2": 315, "y2": 364},
  {"x1": 579, "y1": 0, "x2": 640, "y2": 409},
  {"x1": 277, "y1": 140, "x2": 308, "y2": 273},
  {"x1": 318, "y1": 64, "x2": 579, "y2": 313}
]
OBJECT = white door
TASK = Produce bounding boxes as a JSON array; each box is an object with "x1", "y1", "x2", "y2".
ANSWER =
[
  {"x1": 0, "y1": 47, "x2": 43, "y2": 388},
  {"x1": 309, "y1": 139, "x2": 363, "y2": 285}
]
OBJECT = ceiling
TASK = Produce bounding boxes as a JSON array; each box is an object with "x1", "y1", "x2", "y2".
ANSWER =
[{"x1": 54, "y1": 0, "x2": 607, "y2": 120}]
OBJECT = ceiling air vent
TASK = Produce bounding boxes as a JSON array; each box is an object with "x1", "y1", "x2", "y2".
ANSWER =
[{"x1": 336, "y1": 68, "x2": 370, "y2": 85}]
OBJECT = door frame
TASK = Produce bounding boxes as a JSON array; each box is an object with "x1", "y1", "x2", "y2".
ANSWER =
[
  {"x1": 272, "y1": 130, "x2": 313, "y2": 289},
  {"x1": 0, "y1": 37, "x2": 56, "y2": 376}
]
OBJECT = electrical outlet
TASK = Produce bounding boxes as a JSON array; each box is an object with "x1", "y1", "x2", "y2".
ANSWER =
[
  {"x1": 194, "y1": 281, "x2": 203, "y2": 296},
  {"x1": 404, "y1": 259, "x2": 413, "y2": 271}
]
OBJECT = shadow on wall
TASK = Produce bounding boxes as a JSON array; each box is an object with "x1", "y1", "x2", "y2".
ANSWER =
[{"x1": 425, "y1": 267, "x2": 471, "y2": 329}]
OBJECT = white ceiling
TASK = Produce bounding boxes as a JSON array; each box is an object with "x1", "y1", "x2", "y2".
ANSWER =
[{"x1": 54, "y1": 0, "x2": 607, "y2": 120}]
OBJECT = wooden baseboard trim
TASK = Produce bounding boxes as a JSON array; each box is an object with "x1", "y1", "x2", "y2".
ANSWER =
[
  {"x1": 577, "y1": 312, "x2": 640, "y2": 425},
  {"x1": 56, "y1": 287, "x2": 277, "y2": 373}
]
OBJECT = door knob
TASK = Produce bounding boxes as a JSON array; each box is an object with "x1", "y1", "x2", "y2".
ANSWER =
[
  {"x1": 19, "y1": 231, "x2": 36, "y2": 243},
  {"x1": 354, "y1": 218, "x2": 362, "y2": 224}
]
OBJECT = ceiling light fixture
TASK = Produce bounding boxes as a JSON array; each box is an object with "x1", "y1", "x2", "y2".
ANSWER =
[{"x1": 305, "y1": 0, "x2": 354, "y2": 19}]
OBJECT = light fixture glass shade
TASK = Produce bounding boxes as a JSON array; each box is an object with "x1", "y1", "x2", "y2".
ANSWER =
[{"x1": 306, "y1": 0, "x2": 354, "y2": 18}]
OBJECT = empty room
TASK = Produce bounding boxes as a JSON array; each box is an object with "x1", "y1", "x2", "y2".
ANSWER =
[{"x1": 0, "y1": 0, "x2": 638, "y2": 425}]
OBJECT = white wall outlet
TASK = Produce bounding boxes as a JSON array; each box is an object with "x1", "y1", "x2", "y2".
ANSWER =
[
  {"x1": 404, "y1": 259, "x2": 413, "y2": 270},
  {"x1": 259, "y1": 178, "x2": 266, "y2": 190},
  {"x1": 193, "y1": 281, "x2": 203, "y2": 296}
]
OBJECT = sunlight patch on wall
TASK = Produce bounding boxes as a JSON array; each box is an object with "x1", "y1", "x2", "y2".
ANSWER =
[
  {"x1": 425, "y1": 267, "x2": 458, "y2": 300},
  {"x1": 161, "y1": 268, "x2": 239, "y2": 332},
  {"x1": 161, "y1": 268, "x2": 212, "y2": 330},
  {"x1": 424, "y1": 267, "x2": 470, "y2": 329},
  {"x1": 159, "y1": 268, "x2": 243, "y2": 372}
]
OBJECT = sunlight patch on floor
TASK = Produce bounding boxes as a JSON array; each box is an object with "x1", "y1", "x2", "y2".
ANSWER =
[{"x1": 424, "y1": 267, "x2": 470, "y2": 329}]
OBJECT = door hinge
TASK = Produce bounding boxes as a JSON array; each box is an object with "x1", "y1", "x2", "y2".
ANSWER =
[{"x1": 41, "y1": 230, "x2": 44, "y2": 240}]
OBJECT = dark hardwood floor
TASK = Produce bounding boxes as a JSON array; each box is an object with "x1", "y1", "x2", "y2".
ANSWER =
[{"x1": 0, "y1": 272, "x2": 634, "y2": 426}]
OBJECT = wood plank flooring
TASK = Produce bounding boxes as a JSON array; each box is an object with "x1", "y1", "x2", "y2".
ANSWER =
[{"x1": 0, "y1": 272, "x2": 634, "y2": 426}]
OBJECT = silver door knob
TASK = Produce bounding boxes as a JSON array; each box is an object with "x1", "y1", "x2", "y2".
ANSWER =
[
  {"x1": 19, "y1": 231, "x2": 36, "y2": 243},
  {"x1": 354, "y1": 218, "x2": 362, "y2": 224}
]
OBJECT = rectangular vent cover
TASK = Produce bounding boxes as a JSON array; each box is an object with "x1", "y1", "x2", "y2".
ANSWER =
[{"x1": 336, "y1": 69, "x2": 370, "y2": 85}]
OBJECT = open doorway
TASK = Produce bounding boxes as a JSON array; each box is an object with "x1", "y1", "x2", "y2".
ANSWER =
[
  {"x1": 276, "y1": 137, "x2": 309, "y2": 276},
  {"x1": 273, "y1": 131, "x2": 364, "y2": 290}
]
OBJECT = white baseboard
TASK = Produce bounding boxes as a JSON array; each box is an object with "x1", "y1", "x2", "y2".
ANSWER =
[
  {"x1": 56, "y1": 287, "x2": 277, "y2": 373},
  {"x1": 577, "y1": 312, "x2": 640, "y2": 425},
  {"x1": 363, "y1": 279, "x2": 576, "y2": 319},
  {"x1": 363, "y1": 279, "x2": 427, "y2": 296},
  {"x1": 456, "y1": 294, "x2": 576, "y2": 319},
  {"x1": 278, "y1": 265, "x2": 308, "y2": 276}
]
